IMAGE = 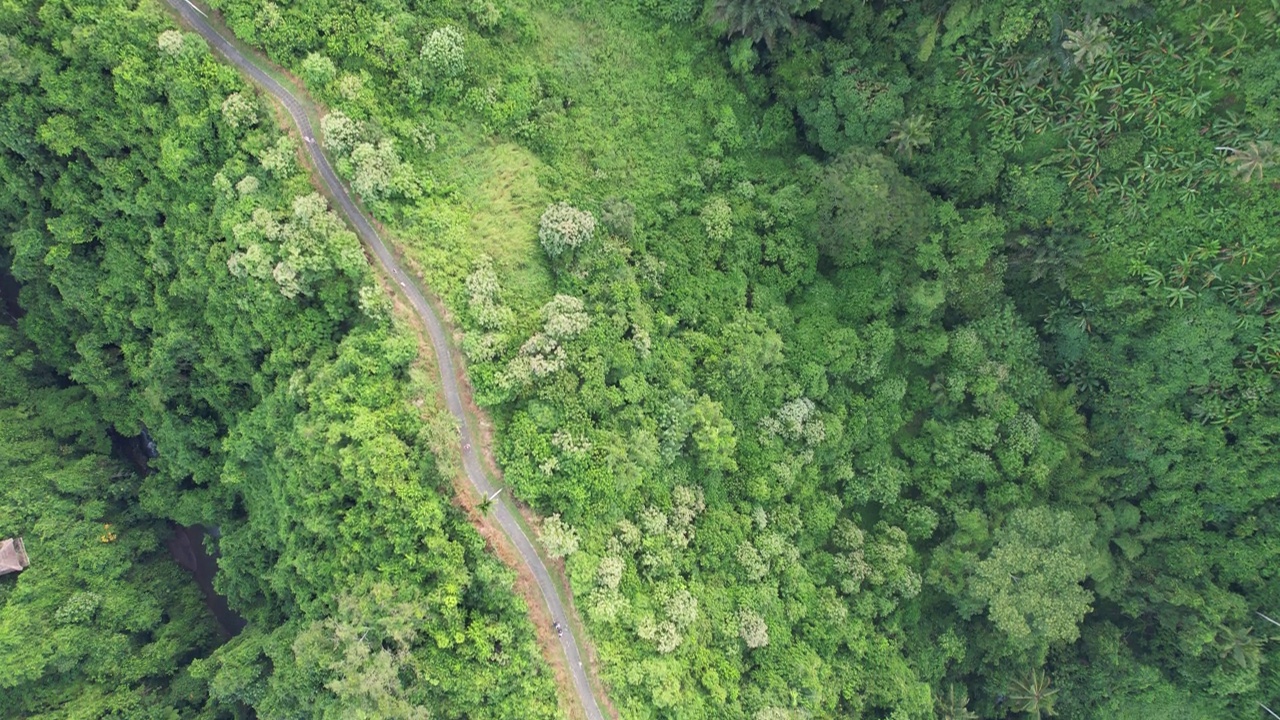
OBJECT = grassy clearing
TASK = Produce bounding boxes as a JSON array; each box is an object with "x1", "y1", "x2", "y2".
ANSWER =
[
  {"x1": 528, "y1": 5, "x2": 728, "y2": 204},
  {"x1": 392, "y1": 2, "x2": 750, "y2": 316},
  {"x1": 433, "y1": 139, "x2": 553, "y2": 310}
]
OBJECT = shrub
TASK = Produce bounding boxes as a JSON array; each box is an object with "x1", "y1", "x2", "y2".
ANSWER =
[
  {"x1": 300, "y1": 52, "x2": 337, "y2": 88},
  {"x1": 600, "y1": 198, "x2": 636, "y2": 239}
]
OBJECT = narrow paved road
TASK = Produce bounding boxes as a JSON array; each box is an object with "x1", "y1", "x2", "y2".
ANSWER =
[{"x1": 163, "y1": 2, "x2": 607, "y2": 718}]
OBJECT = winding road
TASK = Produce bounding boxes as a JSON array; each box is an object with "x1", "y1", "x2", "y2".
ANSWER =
[{"x1": 163, "y1": 1, "x2": 607, "y2": 717}]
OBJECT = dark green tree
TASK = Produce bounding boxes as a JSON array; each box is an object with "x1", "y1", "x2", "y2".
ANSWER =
[{"x1": 708, "y1": 0, "x2": 808, "y2": 50}]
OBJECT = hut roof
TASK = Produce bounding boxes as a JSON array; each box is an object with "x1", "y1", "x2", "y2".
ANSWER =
[{"x1": 0, "y1": 538, "x2": 29, "y2": 575}]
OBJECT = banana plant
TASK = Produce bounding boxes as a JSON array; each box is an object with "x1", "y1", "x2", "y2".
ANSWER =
[
  {"x1": 1164, "y1": 284, "x2": 1197, "y2": 308},
  {"x1": 1173, "y1": 89, "x2": 1214, "y2": 118},
  {"x1": 1259, "y1": 0, "x2": 1280, "y2": 39}
]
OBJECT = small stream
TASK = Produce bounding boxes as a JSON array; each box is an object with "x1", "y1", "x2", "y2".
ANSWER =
[
  {"x1": 126, "y1": 428, "x2": 246, "y2": 638},
  {"x1": 166, "y1": 523, "x2": 246, "y2": 637}
]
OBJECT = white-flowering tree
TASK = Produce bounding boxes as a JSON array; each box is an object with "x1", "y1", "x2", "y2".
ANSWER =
[
  {"x1": 736, "y1": 540, "x2": 769, "y2": 581},
  {"x1": 220, "y1": 92, "x2": 258, "y2": 130},
  {"x1": 349, "y1": 140, "x2": 398, "y2": 200},
  {"x1": 667, "y1": 485, "x2": 706, "y2": 548},
  {"x1": 465, "y1": 256, "x2": 513, "y2": 330},
  {"x1": 539, "y1": 202, "x2": 596, "y2": 258},
  {"x1": 636, "y1": 614, "x2": 683, "y2": 654},
  {"x1": 616, "y1": 519, "x2": 641, "y2": 548},
  {"x1": 739, "y1": 608, "x2": 769, "y2": 649},
  {"x1": 259, "y1": 136, "x2": 297, "y2": 179},
  {"x1": 662, "y1": 587, "x2": 698, "y2": 629},
  {"x1": 212, "y1": 171, "x2": 234, "y2": 199},
  {"x1": 422, "y1": 26, "x2": 466, "y2": 77},
  {"x1": 234, "y1": 174, "x2": 260, "y2": 197},
  {"x1": 639, "y1": 505, "x2": 668, "y2": 535},
  {"x1": 320, "y1": 111, "x2": 363, "y2": 155},
  {"x1": 591, "y1": 545, "x2": 630, "y2": 626},
  {"x1": 587, "y1": 586, "x2": 630, "y2": 624},
  {"x1": 226, "y1": 194, "x2": 364, "y2": 300},
  {"x1": 542, "y1": 294, "x2": 590, "y2": 341},
  {"x1": 540, "y1": 514, "x2": 580, "y2": 558},
  {"x1": 752, "y1": 506, "x2": 768, "y2": 530},
  {"x1": 358, "y1": 285, "x2": 390, "y2": 319},
  {"x1": 671, "y1": 485, "x2": 705, "y2": 529},
  {"x1": 700, "y1": 195, "x2": 733, "y2": 242},
  {"x1": 551, "y1": 429, "x2": 592, "y2": 458},
  {"x1": 335, "y1": 72, "x2": 365, "y2": 101},
  {"x1": 502, "y1": 333, "x2": 566, "y2": 388},
  {"x1": 272, "y1": 260, "x2": 302, "y2": 299},
  {"x1": 757, "y1": 532, "x2": 800, "y2": 568},
  {"x1": 220, "y1": 93, "x2": 257, "y2": 130},
  {"x1": 501, "y1": 293, "x2": 591, "y2": 388},
  {"x1": 652, "y1": 621, "x2": 682, "y2": 654},
  {"x1": 759, "y1": 397, "x2": 825, "y2": 446},
  {"x1": 596, "y1": 555, "x2": 625, "y2": 590},
  {"x1": 157, "y1": 30, "x2": 185, "y2": 57},
  {"x1": 226, "y1": 242, "x2": 271, "y2": 280},
  {"x1": 832, "y1": 517, "x2": 872, "y2": 595}
]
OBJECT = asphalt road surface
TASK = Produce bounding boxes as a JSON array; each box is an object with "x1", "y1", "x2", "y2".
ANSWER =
[{"x1": 163, "y1": 1, "x2": 606, "y2": 717}]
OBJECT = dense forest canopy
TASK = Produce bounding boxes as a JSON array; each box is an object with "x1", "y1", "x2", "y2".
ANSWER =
[
  {"x1": 2, "y1": 0, "x2": 1279, "y2": 718},
  {"x1": 0, "y1": 1, "x2": 559, "y2": 717}
]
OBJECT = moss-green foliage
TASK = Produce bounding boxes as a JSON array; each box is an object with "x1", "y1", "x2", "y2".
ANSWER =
[
  {"x1": 7, "y1": 0, "x2": 1280, "y2": 717},
  {"x1": 0, "y1": 0, "x2": 559, "y2": 717},
  {"x1": 169, "y1": 0, "x2": 1280, "y2": 715},
  {"x1": 0, "y1": 330, "x2": 220, "y2": 718}
]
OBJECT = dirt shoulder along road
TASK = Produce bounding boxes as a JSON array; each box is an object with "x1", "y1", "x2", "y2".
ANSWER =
[{"x1": 162, "y1": 1, "x2": 608, "y2": 717}]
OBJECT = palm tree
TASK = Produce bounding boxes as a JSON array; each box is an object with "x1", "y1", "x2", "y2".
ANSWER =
[
  {"x1": 935, "y1": 684, "x2": 978, "y2": 720},
  {"x1": 1222, "y1": 141, "x2": 1276, "y2": 182},
  {"x1": 1062, "y1": 17, "x2": 1113, "y2": 68},
  {"x1": 709, "y1": 0, "x2": 805, "y2": 51},
  {"x1": 1216, "y1": 624, "x2": 1265, "y2": 669},
  {"x1": 1009, "y1": 668, "x2": 1059, "y2": 719},
  {"x1": 886, "y1": 114, "x2": 934, "y2": 160}
]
